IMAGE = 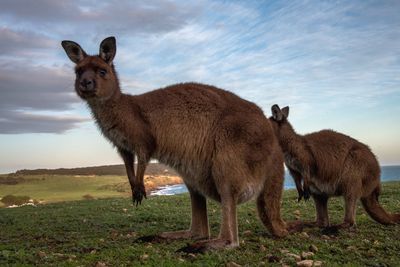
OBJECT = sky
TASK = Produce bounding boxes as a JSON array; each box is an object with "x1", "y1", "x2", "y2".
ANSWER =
[{"x1": 0, "y1": 0, "x2": 399, "y2": 173}]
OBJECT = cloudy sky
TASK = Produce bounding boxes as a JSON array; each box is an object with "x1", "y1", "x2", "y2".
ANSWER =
[{"x1": 0, "y1": 0, "x2": 399, "y2": 173}]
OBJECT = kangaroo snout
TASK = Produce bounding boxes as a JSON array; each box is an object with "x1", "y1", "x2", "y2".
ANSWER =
[{"x1": 79, "y1": 78, "x2": 96, "y2": 92}]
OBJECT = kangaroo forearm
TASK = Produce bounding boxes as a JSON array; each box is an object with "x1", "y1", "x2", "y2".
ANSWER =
[{"x1": 117, "y1": 148, "x2": 136, "y2": 189}]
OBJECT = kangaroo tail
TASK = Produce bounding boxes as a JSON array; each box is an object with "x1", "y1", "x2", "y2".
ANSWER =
[{"x1": 361, "y1": 185, "x2": 400, "y2": 225}]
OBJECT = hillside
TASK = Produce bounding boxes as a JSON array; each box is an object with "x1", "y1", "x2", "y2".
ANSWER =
[{"x1": 13, "y1": 163, "x2": 178, "y2": 176}]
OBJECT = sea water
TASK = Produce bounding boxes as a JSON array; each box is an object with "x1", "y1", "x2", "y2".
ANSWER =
[{"x1": 151, "y1": 165, "x2": 400, "y2": 196}]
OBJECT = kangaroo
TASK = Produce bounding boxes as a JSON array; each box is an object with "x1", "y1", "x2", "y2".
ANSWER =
[
  {"x1": 269, "y1": 104, "x2": 400, "y2": 229},
  {"x1": 61, "y1": 36, "x2": 288, "y2": 251}
]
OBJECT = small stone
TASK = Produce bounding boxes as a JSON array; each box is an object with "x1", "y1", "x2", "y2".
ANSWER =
[
  {"x1": 90, "y1": 250, "x2": 96, "y2": 254},
  {"x1": 314, "y1": 261, "x2": 323, "y2": 267},
  {"x1": 301, "y1": 251, "x2": 314, "y2": 259},
  {"x1": 141, "y1": 254, "x2": 149, "y2": 260},
  {"x1": 294, "y1": 210, "x2": 301, "y2": 216},
  {"x1": 321, "y1": 235, "x2": 330, "y2": 240},
  {"x1": 122, "y1": 208, "x2": 128, "y2": 212},
  {"x1": 280, "y1": 249, "x2": 289, "y2": 254},
  {"x1": 296, "y1": 259, "x2": 313, "y2": 267},
  {"x1": 226, "y1": 261, "x2": 241, "y2": 267},
  {"x1": 287, "y1": 253, "x2": 301, "y2": 262},
  {"x1": 300, "y1": 232, "x2": 309, "y2": 238},
  {"x1": 243, "y1": 230, "x2": 252, "y2": 236},
  {"x1": 259, "y1": 245, "x2": 267, "y2": 252},
  {"x1": 95, "y1": 262, "x2": 107, "y2": 267},
  {"x1": 99, "y1": 238, "x2": 105, "y2": 242},
  {"x1": 309, "y1": 244, "x2": 318, "y2": 253},
  {"x1": 346, "y1": 246, "x2": 357, "y2": 251},
  {"x1": 259, "y1": 261, "x2": 266, "y2": 266},
  {"x1": 37, "y1": 251, "x2": 46, "y2": 258},
  {"x1": 187, "y1": 253, "x2": 196, "y2": 259}
]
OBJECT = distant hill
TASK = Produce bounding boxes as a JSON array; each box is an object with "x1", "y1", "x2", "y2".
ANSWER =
[{"x1": 13, "y1": 163, "x2": 178, "y2": 176}]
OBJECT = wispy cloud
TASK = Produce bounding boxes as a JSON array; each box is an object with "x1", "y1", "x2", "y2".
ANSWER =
[{"x1": 0, "y1": 0, "x2": 399, "y2": 135}]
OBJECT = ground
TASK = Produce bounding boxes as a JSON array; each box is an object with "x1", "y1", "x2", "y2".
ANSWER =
[{"x1": 0, "y1": 181, "x2": 399, "y2": 266}]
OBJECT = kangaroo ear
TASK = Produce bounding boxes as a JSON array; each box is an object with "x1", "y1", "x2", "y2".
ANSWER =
[
  {"x1": 99, "y1": 36, "x2": 116, "y2": 64},
  {"x1": 271, "y1": 104, "x2": 283, "y2": 121},
  {"x1": 61, "y1": 40, "x2": 87, "y2": 64},
  {"x1": 281, "y1": 106, "x2": 289, "y2": 119}
]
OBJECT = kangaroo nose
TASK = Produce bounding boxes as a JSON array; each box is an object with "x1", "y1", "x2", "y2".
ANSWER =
[{"x1": 80, "y1": 79, "x2": 96, "y2": 91}]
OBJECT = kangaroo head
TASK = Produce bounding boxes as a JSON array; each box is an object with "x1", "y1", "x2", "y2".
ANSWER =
[
  {"x1": 271, "y1": 104, "x2": 289, "y2": 122},
  {"x1": 269, "y1": 104, "x2": 290, "y2": 135},
  {"x1": 61, "y1": 37, "x2": 120, "y2": 101}
]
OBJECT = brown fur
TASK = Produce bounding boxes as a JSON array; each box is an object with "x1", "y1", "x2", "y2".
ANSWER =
[
  {"x1": 61, "y1": 37, "x2": 288, "y2": 251},
  {"x1": 270, "y1": 104, "x2": 400, "y2": 227}
]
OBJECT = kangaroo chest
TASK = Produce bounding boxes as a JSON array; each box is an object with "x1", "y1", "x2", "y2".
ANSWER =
[{"x1": 284, "y1": 153, "x2": 303, "y2": 173}]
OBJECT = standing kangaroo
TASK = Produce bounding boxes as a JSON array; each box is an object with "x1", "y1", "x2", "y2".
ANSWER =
[
  {"x1": 61, "y1": 36, "x2": 288, "y2": 251},
  {"x1": 270, "y1": 104, "x2": 400, "y2": 228}
]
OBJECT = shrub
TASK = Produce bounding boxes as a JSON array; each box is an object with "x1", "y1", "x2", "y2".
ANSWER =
[{"x1": 82, "y1": 194, "x2": 95, "y2": 200}]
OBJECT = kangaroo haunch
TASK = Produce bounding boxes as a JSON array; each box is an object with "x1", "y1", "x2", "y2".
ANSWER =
[
  {"x1": 61, "y1": 36, "x2": 288, "y2": 251},
  {"x1": 270, "y1": 104, "x2": 400, "y2": 228}
]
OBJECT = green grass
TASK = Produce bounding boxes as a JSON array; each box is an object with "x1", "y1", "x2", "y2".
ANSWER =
[
  {"x1": 1, "y1": 182, "x2": 400, "y2": 266},
  {"x1": 0, "y1": 175, "x2": 128, "y2": 207}
]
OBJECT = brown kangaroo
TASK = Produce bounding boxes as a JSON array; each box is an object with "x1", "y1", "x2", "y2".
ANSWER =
[
  {"x1": 61, "y1": 36, "x2": 288, "y2": 251},
  {"x1": 270, "y1": 104, "x2": 400, "y2": 229}
]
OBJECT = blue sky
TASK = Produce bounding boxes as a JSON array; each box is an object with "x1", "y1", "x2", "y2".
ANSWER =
[{"x1": 0, "y1": 0, "x2": 399, "y2": 173}]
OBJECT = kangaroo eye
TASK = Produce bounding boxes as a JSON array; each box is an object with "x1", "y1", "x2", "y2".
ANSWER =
[
  {"x1": 99, "y1": 69, "x2": 107, "y2": 77},
  {"x1": 75, "y1": 68, "x2": 83, "y2": 76}
]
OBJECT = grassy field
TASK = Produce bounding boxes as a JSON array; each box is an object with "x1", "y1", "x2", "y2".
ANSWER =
[
  {"x1": 0, "y1": 174, "x2": 182, "y2": 207},
  {"x1": 1, "y1": 182, "x2": 400, "y2": 266}
]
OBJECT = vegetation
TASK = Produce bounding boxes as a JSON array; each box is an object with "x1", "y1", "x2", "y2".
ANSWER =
[
  {"x1": 0, "y1": 174, "x2": 182, "y2": 208},
  {"x1": 1, "y1": 182, "x2": 399, "y2": 266},
  {"x1": 12, "y1": 163, "x2": 177, "y2": 176}
]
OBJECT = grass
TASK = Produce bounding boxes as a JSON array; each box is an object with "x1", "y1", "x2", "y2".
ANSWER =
[
  {"x1": 0, "y1": 182, "x2": 400, "y2": 266},
  {"x1": 0, "y1": 175, "x2": 127, "y2": 207}
]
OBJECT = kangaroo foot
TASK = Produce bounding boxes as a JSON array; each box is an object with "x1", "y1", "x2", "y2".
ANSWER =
[
  {"x1": 271, "y1": 220, "x2": 289, "y2": 238},
  {"x1": 177, "y1": 238, "x2": 237, "y2": 254},
  {"x1": 286, "y1": 220, "x2": 304, "y2": 233}
]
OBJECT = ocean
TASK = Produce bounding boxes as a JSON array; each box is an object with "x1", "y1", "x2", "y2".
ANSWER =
[{"x1": 151, "y1": 165, "x2": 400, "y2": 196}]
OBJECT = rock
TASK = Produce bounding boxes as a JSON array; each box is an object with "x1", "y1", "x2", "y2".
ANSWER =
[
  {"x1": 243, "y1": 230, "x2": 252, "y2": 236},
  {"x1": 346, "y1": 246, "x2": 357, "y2": 251},
  {"x1": 309, "y1": 244, "x2": 318, "y2": 253},
  {"x1": 321, "y1": 235, "x2": 330, "y2": 240},
  {"x1": 287, "y1": 253, "x2": 301, "y2": 262},
  {"x1": 314, "y1": 261, "x2": 323, "y2": 266},
  {"x1": 259, "y1": 245, "x2": 267, "y2": 252},
  {"x1": 296, "y1": 259, "x2": 313, "y2": 267},
  {"x1": 95, "y1": 262, "x2": 107, "y2": 267},
  {"x1": 141, "y1": 254, "x2": 149, "y2": 260},
  {"x1": 187, "y1": 253, "x2": 196, "y2": 259},
  {"x1": 301, "y1": 251, "x2": 314, "y2": 259},
  {"x1": 300, "y1": 232, "x2": 309, "y2": 238},
  {"x1": 226, "y1": 261, "x2": 241, "y2": 267},
  {"x1": 294, "y1": 210, "x2": 301, "y2": 216},
  {"x1": 280, "y1": 249, "x2": 289, "y2": 254}
]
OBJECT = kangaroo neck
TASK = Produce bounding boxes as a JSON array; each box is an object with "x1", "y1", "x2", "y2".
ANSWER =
[
  {"x1": 86, "y1": 93, "x2": 124, "y2": 127},
  {"x1": 279, "y1": 124, "x2": 306, "y2": 158}
]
